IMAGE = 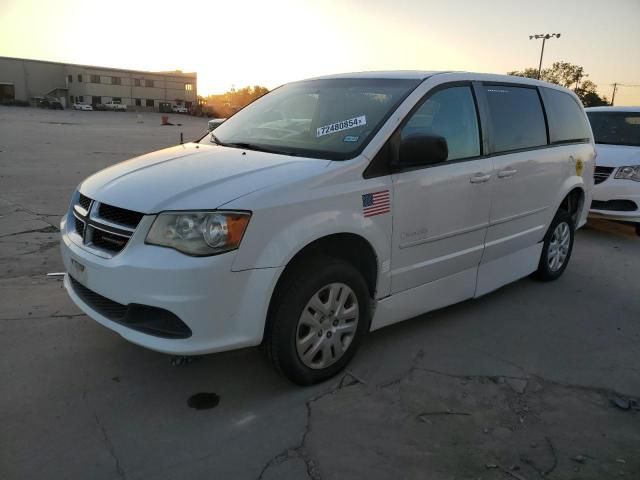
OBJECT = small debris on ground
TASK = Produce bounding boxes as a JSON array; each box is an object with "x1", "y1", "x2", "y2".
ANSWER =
[
  {"x1": 571, "y1": 454, "x2": 587, "y2": 464},
  {"x1": 171, "y1": 355, "x2": 198, "y2": 366},
  {"x1": 506, "y1": 378, "x2": 528, "y2": 394}
]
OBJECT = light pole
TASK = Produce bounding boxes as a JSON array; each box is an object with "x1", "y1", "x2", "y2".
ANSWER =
[{"x1": 529, "y1": 33, "x2": 561, "y2": 79}]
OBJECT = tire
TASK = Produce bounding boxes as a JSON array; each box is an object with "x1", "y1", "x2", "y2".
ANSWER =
[
  {"x1": 264, "y1": 256, "x2": 371, "y2": 386},
  {"x1": 534, "y1": 209, "x2": 575, "y2": 281}
]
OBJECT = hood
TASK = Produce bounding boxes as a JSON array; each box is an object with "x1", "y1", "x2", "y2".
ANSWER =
[
  {"x1": 595, "y1": 144, "x2": 640, "y2": 168},
  {"x1": 79, "y1": 143, "x2": 331, "y2": 213}
]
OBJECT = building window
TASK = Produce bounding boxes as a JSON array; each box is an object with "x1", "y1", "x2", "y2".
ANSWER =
[
  {"x1": 146, "y1": 99, "x2": 154, "y2": 107},
  {"x1": 112, "y1": 97, "x2": 122, "y2": 102},
  {"x1": 112, "y1": 76, "x2": 121, "y2": 85},
  {"x1": 90, "y1": 75, "x2": 100, "y2": 83},
  {"x1": 145, "y1": 79, "x2": 154, "y2": 88},
  {"x1": 78, "y1": 95, "x2": 84, "y2": 102},
  {"x1": 134, "y1": 78, "x2": 141, "y2": 87},
  {"x1": 135, "y1": 98, "x2": 141, "y2": 106},
  {"x1": 67, "y1": 75, "x2": 73, "y2": 83},
  {"x1": 77, "y1": 74, "x2": 83, "y2": 82},
  {"x1": 92, "y1": 96, "x2": 101, "y2": 105},
  {"x1": 185, "y1": 83, "x2": 193, "y2": 91}
]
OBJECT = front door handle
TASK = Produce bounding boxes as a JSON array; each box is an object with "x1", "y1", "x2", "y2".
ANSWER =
[
  {"x1": 497, "y1": 169, "x2": 518, "y2": 178},
  {"x1": 470, "y1": 173, "x2": 491, "y2": 184}
]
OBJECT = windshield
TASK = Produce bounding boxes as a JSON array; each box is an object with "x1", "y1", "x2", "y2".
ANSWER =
[
  {"x1": 587, "y1": 112, "x2": 640, "y2": 147},
  {"x1": 199, "y1": 78, "x2": 421, "y2": 160}
]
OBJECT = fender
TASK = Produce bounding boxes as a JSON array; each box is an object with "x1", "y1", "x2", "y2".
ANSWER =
[{"x1": 229, "y1": 168, "x2": 394, "y2": 298}]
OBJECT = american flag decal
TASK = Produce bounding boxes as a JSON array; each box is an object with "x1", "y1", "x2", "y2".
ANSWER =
[{"x1": 362, "y1": 190, "x2": 391, "y2": 217}]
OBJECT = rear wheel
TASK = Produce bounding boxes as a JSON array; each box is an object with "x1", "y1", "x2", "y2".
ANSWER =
[
  {"x1": 534, "y1": 210, "x2": 575, "y2": 281},
  {"x1": 264, "y1": 256, "x2": 371, "y2": 385}
]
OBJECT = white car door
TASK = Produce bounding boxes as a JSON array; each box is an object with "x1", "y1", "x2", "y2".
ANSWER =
[
  {"x1": 390, "y1": 84, "x2": 493, "y2": 295},
  {"x1": 475, "y1": 83, "x2": 558, "y2": 295}
]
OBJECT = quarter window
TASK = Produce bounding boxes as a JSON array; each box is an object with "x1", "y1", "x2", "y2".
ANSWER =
[
  {"x1": 402, "y1": 86, "x2": 480, "y2": 161},
  {"x1": 543, "y1": 88, "x2": 590, "y2": 143},
  {"x1": 483, "y1": 85, "x2": 547, "y2": 153}
]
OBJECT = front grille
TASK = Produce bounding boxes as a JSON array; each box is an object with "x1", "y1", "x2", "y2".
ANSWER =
[
  {"x1": 70, "y1": 193, "x2": 144, "y2": 255},
  {"x1": 69, "y1": 275, "x2": 192, "y2": 338},
  {"x1": 74, "y1": 217, "x2": 85, "y2": 237},
  {"x1": 98, "y1": 203, "x2": 144, "y2": 229},
  {"x1": 78, "y1": 193, "x2": 92, "y2": 210},
  {"x1": 594, "y1": 166, "x2": 614, "y2": 184},
  {"x1": 591, "y1": 199, "x2": 638, "y2": 212},
  {"x1": 92, "y1": 229, "x2": 130, "y2": 252}
]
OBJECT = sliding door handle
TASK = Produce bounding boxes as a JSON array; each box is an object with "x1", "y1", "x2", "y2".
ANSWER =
[
  {"x1": 470, "y1": 173, "x2": 491, "y2": 184},
  {"x1": 498, "y1": 169, "x2": 518, "y2": 178}
]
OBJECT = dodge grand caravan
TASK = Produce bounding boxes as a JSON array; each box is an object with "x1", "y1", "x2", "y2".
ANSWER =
[{"x1": 61, "y1": 72, "x2": 595, "y2": 385}]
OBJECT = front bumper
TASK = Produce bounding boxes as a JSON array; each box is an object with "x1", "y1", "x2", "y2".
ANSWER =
[
  {"x1": 60, "y1": 214, "x2": 282, "y2": 355},
  {"x1": 589, "y1": 176, "x2": 640, "y2": 223}
]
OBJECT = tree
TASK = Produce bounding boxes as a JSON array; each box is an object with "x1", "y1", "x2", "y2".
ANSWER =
[
  {"x1": 200, "y1": 85, "x2": 269, "y2": 118},
  {"x1": 508, "y1": 61, "x2": 609, "y2": 107}
]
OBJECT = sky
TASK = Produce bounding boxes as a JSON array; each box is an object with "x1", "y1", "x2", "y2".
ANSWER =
[{"x1": 1, "y1": 0, "x2": 639, "y2": 104}]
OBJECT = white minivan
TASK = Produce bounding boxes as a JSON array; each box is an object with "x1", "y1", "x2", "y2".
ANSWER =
[{"x1": 61, "y1": 72, "x2": 594, "y2": 385}]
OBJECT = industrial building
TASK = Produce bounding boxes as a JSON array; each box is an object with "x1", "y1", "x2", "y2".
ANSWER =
[{"x1": 0, "y1": 56, "x2": 197, "y2": 111}]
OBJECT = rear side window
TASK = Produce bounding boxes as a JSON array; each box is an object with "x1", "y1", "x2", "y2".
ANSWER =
[
  {"x1": 483, "y1": 85, "x2": 547, "y2": 153},
  {"x1": 543, "y1": 88, "x2": 591, "y2": 143}
]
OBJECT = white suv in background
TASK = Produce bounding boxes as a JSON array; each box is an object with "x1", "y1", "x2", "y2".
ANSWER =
[
  {"x1": 586, "y1": 106, "x2": 640, "y2": 235},
  {"x1": 61, "y1": 72, "x2": 594, "y2": 385}
]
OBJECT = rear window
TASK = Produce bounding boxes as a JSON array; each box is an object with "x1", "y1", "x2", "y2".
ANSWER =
[
  {"x1": 483, "y1": 85, "x2": 547, "y2": 153},
  {"x1": 586, "y1": 112, "x2": 640, "y2": 147},
  {"x1": 542, "y1": 88, "x2": 591, "y2": 144}
]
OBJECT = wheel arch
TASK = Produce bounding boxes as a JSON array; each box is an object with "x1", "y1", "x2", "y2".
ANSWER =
[{"x1": 264, "y1": 233, "x2": 379, "y2": 338}]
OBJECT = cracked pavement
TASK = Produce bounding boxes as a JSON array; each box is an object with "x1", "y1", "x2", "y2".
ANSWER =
[{"x1": 1, "y1": 107, "x2": 639, "y2": 479}]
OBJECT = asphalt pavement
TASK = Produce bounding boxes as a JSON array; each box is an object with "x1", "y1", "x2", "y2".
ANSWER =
[{"x1": 1, "y1": 106, "x2": 638, "y2": 479}]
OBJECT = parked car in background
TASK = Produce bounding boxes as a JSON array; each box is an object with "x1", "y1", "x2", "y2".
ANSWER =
[
  {"x1": 73, "y1": 102, "x2": 93, "y2": 111},
  {"x1": 61, "y1": 72, "x2": 594, "y2": 385},
  {"x1": 103, "y1": 100, "x2": 127, "y2": 111},
  {"x1": 36, "y1": 96, "x2": 64, "y2": 110},
  {"x1": 172, "y1": 105, "x2": 188, "y2": 113},
  {"x1": 208, "y1": 118, "x2": 226, "y2": 131},
  {"x1": 586, "y1": 106, "x2": 640, "y2": 236}
]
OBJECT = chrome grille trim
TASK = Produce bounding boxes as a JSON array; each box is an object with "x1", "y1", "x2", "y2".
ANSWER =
[
  {"x1": 71, "y1": 193, "x2": 144, "y2": 255},
  {"x1": 594, "y1": 166, "x2": 614, "y2": 185}
]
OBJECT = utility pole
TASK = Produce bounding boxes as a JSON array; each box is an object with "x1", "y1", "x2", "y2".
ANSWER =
[
  {"x1": 610, "y1": 83, "x2": 618, "y2": 106},
  {"x1": 529, "y1": 33, "x2": 561, "y2": 79}
]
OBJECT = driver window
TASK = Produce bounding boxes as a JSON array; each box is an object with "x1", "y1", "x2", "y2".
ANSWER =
[{"x1": 402, "y1": 86, "x2": 480, "y2": 161}]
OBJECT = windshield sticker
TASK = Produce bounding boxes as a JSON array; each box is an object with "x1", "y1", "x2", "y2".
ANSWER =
[
  {"x1": 343, "y1": 135, "x2": 360, "y2": 143},
  {"x1": 317, "y1": 115, "x2": 366, "y2": 137}
]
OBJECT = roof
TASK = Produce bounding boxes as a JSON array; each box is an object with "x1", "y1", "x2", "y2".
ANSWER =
[
  {"x1": 308, "y1": 70, "x2": 443, "y2": 80},
  {"x1": 585, "y1": 106, "x2": 640, "y2": 112}
]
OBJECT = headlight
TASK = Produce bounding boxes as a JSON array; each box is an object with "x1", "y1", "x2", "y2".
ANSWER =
[
  {"x1": 146, "y1": 211, "x2": 251, "y2": 256},
  {"x1": 615, "y1": 165, "x2": 640, "y2": 182}
]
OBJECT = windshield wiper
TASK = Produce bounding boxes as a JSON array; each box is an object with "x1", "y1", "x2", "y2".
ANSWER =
[{"x1": 218, "y1": 141, "x2": 301, "y2": 156}]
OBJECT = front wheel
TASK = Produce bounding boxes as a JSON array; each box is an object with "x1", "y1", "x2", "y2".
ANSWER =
[
  {"x1": 534, "y1": 210, "x2": 575, "y2": 281},
  {"x1": 264, "y1": 256, "x2": 371, "y2": 385}
]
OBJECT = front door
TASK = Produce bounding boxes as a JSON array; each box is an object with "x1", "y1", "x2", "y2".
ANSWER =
[{"x1": 390, "y1": 85, "x2": 493, "y2": 294}]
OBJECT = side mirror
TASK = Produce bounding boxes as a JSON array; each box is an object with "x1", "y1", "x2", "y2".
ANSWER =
[{"x1": 396, "y1": 134, "x2": 448, "y2": 168}]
